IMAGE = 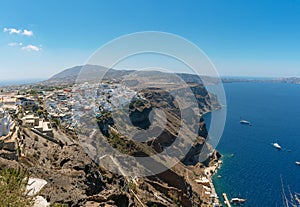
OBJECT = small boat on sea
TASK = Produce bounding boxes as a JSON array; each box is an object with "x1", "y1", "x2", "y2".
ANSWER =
[
  {"x1": 230, "y1": 197, "x2": 246, "y2": 204},
  {"x1": 272, "y1": 142, "x2": 282, "y2": 150},
  {"x1": 240, "y1": 120, "x2": 251, "y2": 125},
  {"x1": 296, "y1": 161, "x2": 300, "y2": 165}
]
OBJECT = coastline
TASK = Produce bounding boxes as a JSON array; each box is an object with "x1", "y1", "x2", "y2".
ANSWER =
[
  {"x1": 206, "y1": 156, "x2": 223, "y2": 206},
  {"x1": 200, "y1": 109, "x2": 224, "y2": 206},
  {"x1": 194, "y1": 150, "x2": 223, "y2": 206}
]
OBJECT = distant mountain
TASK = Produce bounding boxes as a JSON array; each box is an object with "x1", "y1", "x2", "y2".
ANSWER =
[
  {"x1": 44, "y1": 64, "x2": 223, "y2": 85},
  {"x1": 44, "y1": 64, "x2": 300, "y2": 86},
  {"x1": 49, "y1": 65, "x2": 82, "y2": 80},
  {"x1": 45, "y1": 65, "x2": 134, "y2": 84}
]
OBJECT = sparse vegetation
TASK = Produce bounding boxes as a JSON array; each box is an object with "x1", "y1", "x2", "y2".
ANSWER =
[
  {"x1": 37, "y1": 109, "x2": 44, "y2": 116},
  {"x1": 129, "y1": 181, "x2": 137, "y2": 193},
  {"x1": 0, "y1": 168, "x2": 33, "y2": 207},
  {"x1": 28, "y1": 89, "x2": 37, "y2": 95},
  {"x1": 52, "y1": 117, "x2": 60, "y2": 126},
  {"x1": 109, "y1": 131, "x2": 130, "y2": 154}
]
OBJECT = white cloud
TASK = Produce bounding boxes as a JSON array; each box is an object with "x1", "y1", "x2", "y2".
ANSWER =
[
  {"x1": 4, "y1": 27, "x2": 40, "y2": 51},
  {"x1": 8, "y1": 42, "x2": 17, "y2": 47},
  {"x1": 3, "y1": 27, "x2": 33, "y2": 36},
  {"x1": 8, "y1": 42, "x2": 23, "y2": 47},
  {"x1": 4, "y1": 27, "x2": 21, "y2": 34},
  {"x1": 21, "y1": 44, "x2": 42, "y2": 52},
  {"x1": 22, "y1": 29, "x2": 33, "y2": 36}
]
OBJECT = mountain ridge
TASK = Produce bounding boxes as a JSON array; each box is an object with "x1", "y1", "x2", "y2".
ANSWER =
[{"x1": 44, "y1": 64, "x2": 221, "y2": 85}]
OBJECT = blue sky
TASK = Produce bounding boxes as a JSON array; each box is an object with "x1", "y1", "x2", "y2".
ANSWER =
[{"x1": 0, "y1": 0, "x2": 300, "y2": 80}]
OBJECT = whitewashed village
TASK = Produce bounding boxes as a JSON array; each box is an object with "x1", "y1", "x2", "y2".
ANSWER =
[{"x1": 0, "y1": 80, "x2": 143, "y2": 161}]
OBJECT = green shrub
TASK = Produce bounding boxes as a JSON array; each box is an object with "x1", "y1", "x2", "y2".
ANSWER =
[{"x1": 0, "y1": 168, "x2": 33, "y2": 207}]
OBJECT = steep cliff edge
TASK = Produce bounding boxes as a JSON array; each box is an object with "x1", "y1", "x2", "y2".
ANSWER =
[
  {"x1": 87, "y1": 83, "x2": 221, "y2": 206},
  {"x1": 127, "y1": 84, "x2": 219, "y2": 165},
  {"x1": 0, "y1": 67, "x2": 222, "y2": 206}
]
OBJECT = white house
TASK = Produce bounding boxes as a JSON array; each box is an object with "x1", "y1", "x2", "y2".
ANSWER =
[
  {"x1": 34, "y1": 120, "x2": 53, "y2": 138},
  {"x1": 22, "y1": 114, "x2": 53, "y2": 137},
  {"x1": 0, "y1": 108, "x2": 12, "y2": 137},
  {"x1": 22, "y1": 114, "x2": 40, "y2": 127}
]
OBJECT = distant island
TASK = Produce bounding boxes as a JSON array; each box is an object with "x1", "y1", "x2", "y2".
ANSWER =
[{"x1": 222, "y1": 76, "x2": 300, "y2": 84}]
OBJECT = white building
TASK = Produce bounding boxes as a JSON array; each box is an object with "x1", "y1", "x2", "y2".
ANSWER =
[
  {"x1": 34, "y1": 120, "x2": 53, "y2": 137},
  {"x1": 0, "y1": 108, "x2": 12, "y2": 137},
  {"x1": 22, "y1": 114, "x2": 53, "y2": 138},
  {"x1": 22, "y1": 114, "x2": 40, "y2": 127}
]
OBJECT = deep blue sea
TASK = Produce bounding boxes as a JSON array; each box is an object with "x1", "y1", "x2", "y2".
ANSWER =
[{"x1": 210, "y1": 82, "x2": 300, "y2": 207}]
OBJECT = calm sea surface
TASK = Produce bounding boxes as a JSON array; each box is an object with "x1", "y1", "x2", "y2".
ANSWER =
[{"x1": 209, "y1": 82, "x2": 300, "y2": 207}]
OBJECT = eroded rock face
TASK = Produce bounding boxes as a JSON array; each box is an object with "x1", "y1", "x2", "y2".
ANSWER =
[
  {"x1": 0, "y1": 81, "x2": 221, "y2": 206},
  {"x1": 17, "y1": 129, "x2": 104, "y2": 206},
  {"x1": 127, "y1": 85, "x2": 217, "y2": 165},
  {"x1": 129, "y1": 107, "x2": 152, "y2": 130},
  {"x1": 87, "y1": 188, "x2": 133, "y2": 207},
  {"x1": 88, "y1": 85, "x2": 218, "y2": 206},
  {"x1": 0, "y1": 157, "x2": 19, "y2": 169}
]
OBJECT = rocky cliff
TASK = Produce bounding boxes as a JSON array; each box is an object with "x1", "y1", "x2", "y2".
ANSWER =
[{"x1": 0, "y1": 67, "x2": 222, "y2": 206}]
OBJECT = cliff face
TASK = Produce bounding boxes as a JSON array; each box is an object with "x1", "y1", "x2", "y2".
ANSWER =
[
  {"x1": 0, "y1": 95, "x2": 219, "y2": 207},
  {"x1": 10, "y1": 126, "x2": 216, "y2": 207},
  {"x1": 81, "y1": 81, "x2": 219, "y2": 206},
  {"x1": 127, "y1": 84, "x2": 218, "y2": 164},
  {"x1": 55, "y1": 80, "x2": 218, "y2": 206},
  {"x1": 16, "y1": 128, "x2": 103, "y2": 206},
  {"x1": 0, "y1": 68, "x2": 222, "y2": 206},
  {"x1": 93, "y1": 84, "x2": 219, "y2": 206}
]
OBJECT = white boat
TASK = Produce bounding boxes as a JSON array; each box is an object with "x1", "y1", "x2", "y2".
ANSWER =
[
  {"x1": 230, "y1": 198, "x2": 246, "y2": 204},
  {"x1": 272, "y1": 142, "x2": 282, "y2": 150},
  {"x1": 296, "y1": 161, "x2": 300, "y2": 165},
  {"x1": 240, "y1": 120, "x2": 251, "y2": 125}
]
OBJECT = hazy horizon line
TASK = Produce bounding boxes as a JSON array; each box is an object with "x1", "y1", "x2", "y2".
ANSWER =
[{"x1": 1, "y1": 75, "x2": 299, "y2": 83}]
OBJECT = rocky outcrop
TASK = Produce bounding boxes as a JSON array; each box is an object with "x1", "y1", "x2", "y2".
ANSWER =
[
  {"x1": 0, "y1": 157, "x2": 19, "y2": 169},
  {"x1": 17, "y1": 128, "x2": 104, "y2": 206},
  {"x1": 0, "y1": 130, "x2": 19, "y2": 161},
  {"x1": 127, "y1": 85, "x2": 217, "y2": 165}
]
